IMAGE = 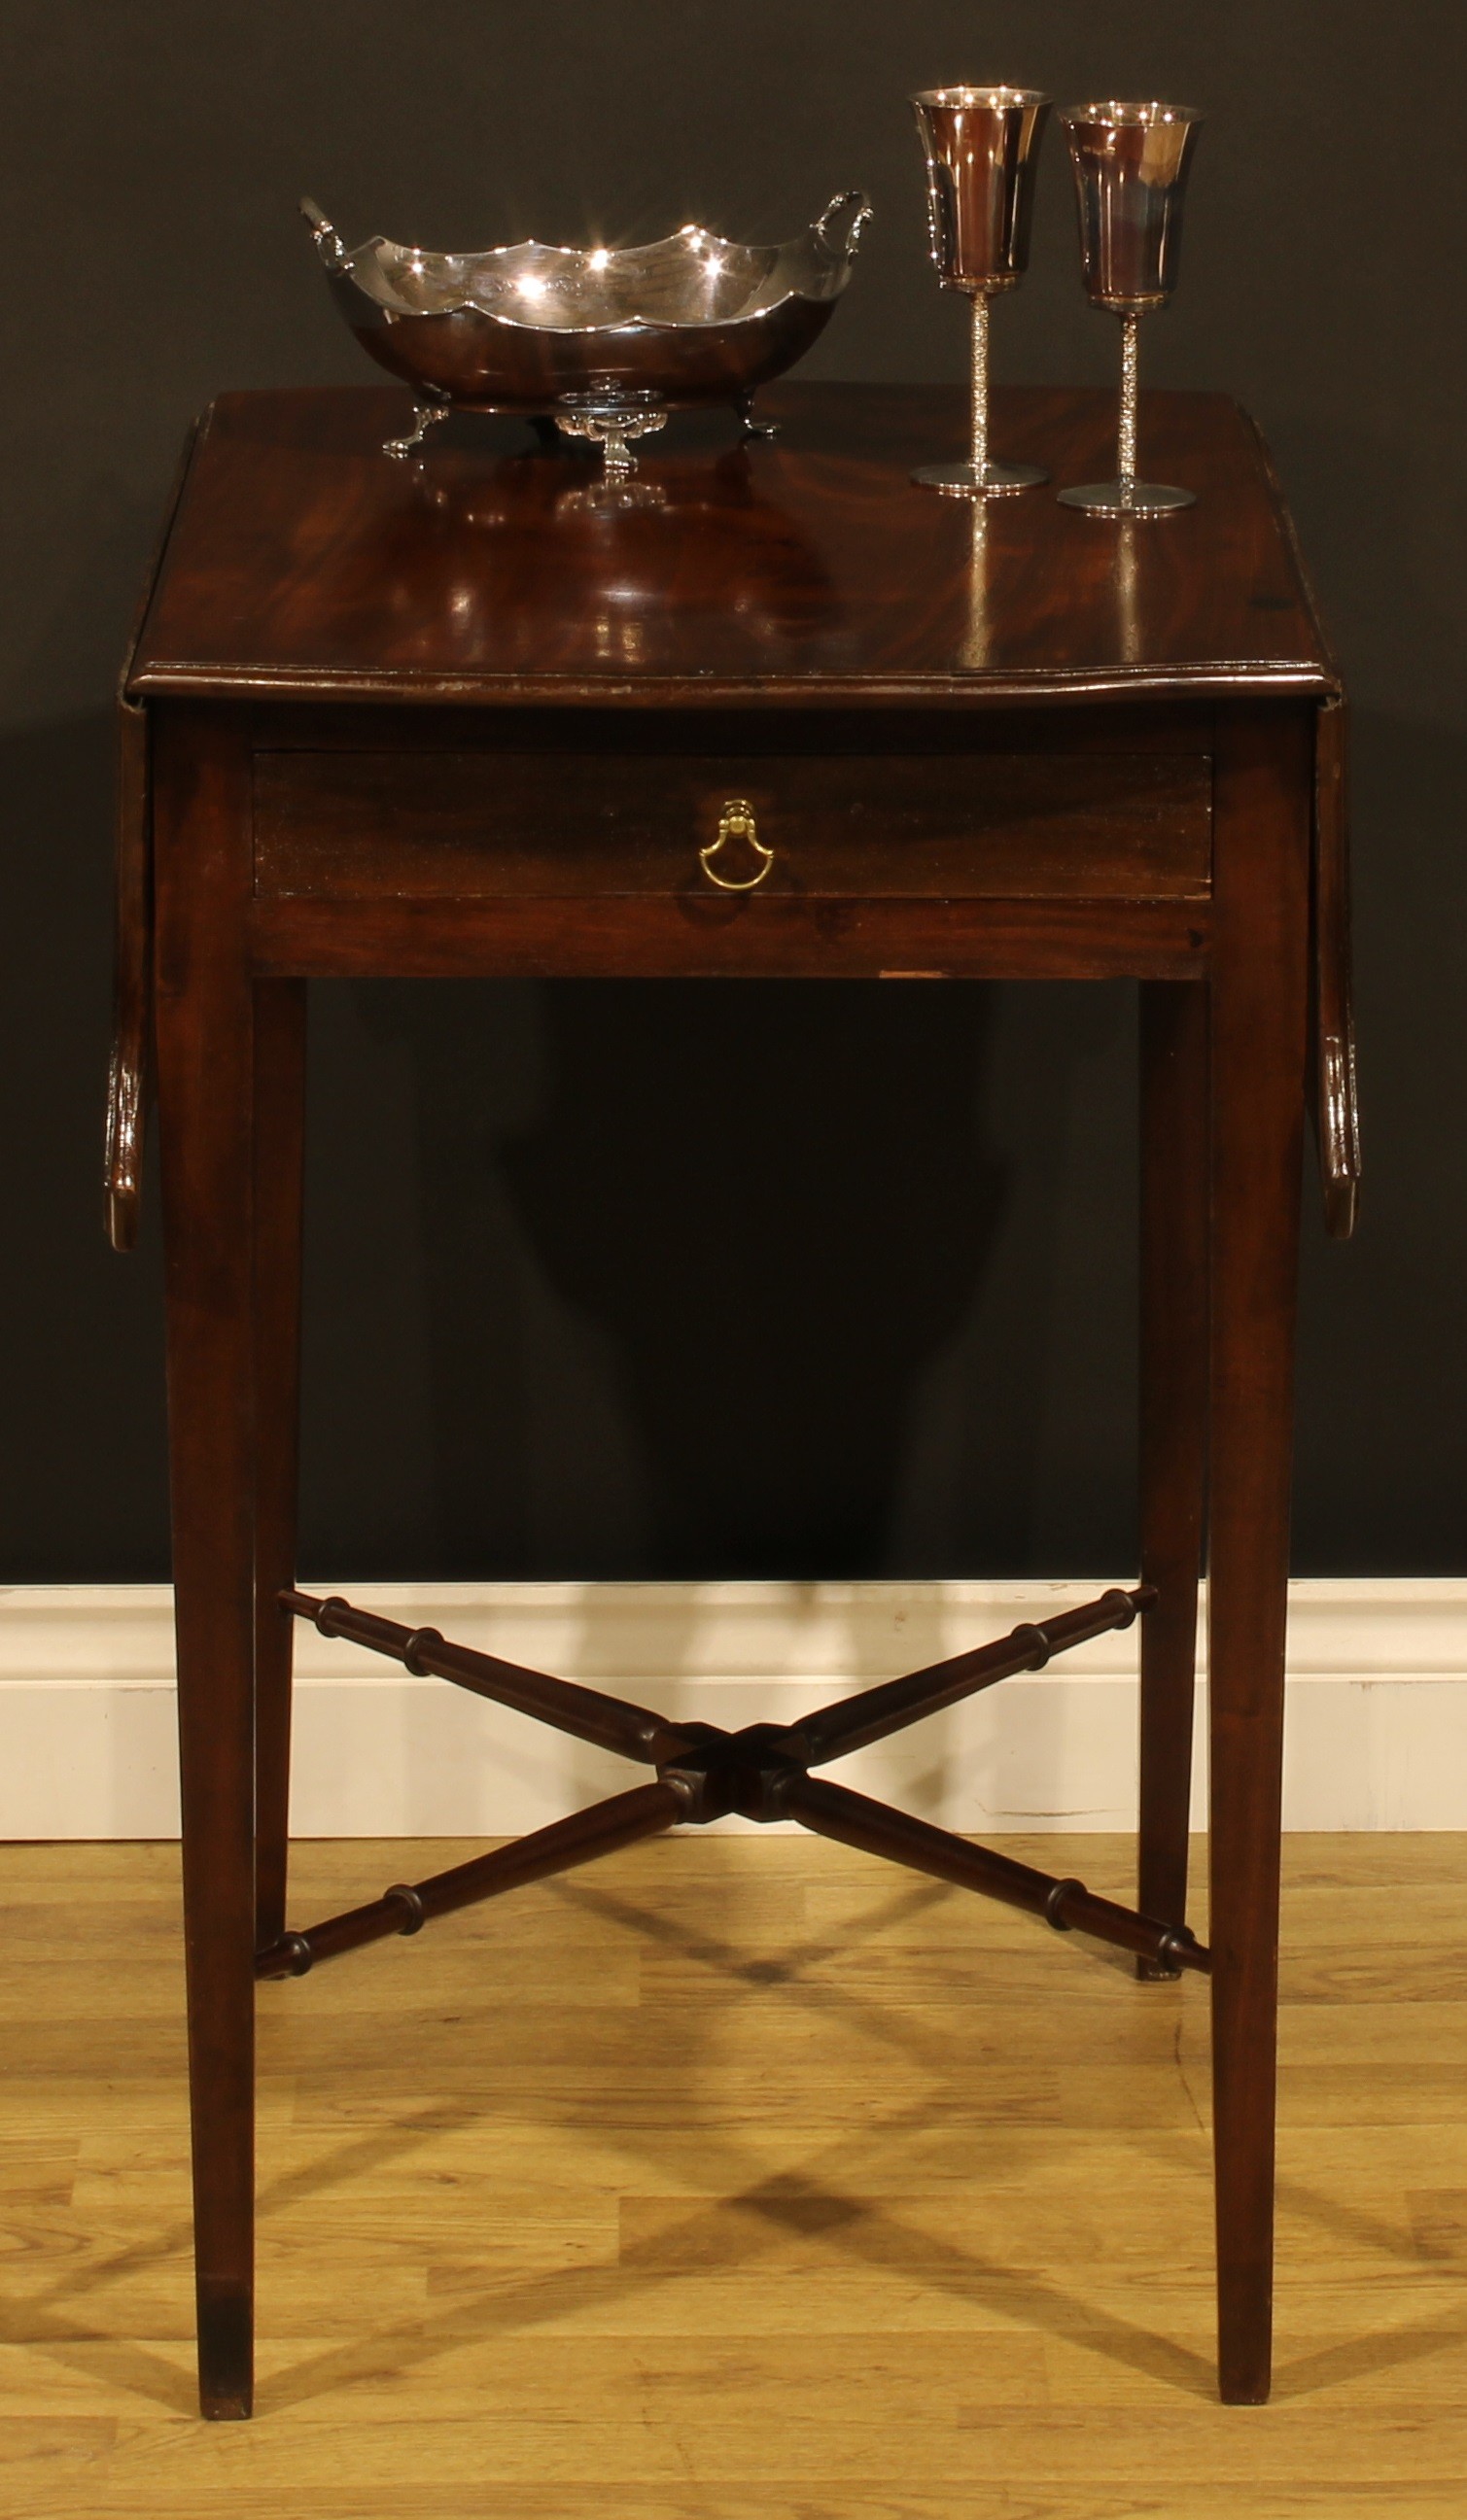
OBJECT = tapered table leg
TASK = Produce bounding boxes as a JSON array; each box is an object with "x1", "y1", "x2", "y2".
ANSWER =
[
  {"x1": 1136, "y1": 979, "x2": 1209, "y2": 1974},
  {"x1": 155, "y1": 708, "x2": 258, "y2": 2420},
  {"x1": 1206, "y1": 706, "x2": 1311, "y2": 2405},
  {"x1": 253, "y1": 980, "x2": 307, "y2": 1951}
]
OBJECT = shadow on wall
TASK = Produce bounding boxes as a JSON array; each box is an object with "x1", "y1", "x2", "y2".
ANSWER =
[
  {"x1": 342, "y1": 974, "x2": 1140, "y2": 1581},
  {"x1": 484, "y1": 978, "x2": 1012, "y2": 1576}
]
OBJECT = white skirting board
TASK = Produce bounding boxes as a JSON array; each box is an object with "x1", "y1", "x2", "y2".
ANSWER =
[{"x1": 1, "y1": 1578, "x2": 1465, "y2": 1840}]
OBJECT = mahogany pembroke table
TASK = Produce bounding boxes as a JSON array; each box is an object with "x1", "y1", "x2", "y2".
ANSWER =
[{"x1": 107, "y1": 382, "x2": 1359, "y2": 2416}]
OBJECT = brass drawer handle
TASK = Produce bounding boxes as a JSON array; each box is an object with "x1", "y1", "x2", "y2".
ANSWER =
[{"x1": 699, "y1": 799, "x2": 774, "y2": 891}]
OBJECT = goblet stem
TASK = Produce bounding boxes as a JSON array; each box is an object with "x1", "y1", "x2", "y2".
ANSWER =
[
  {"x1": 1117, "y1": 309, "x2": 1140, "y2": 491},
  {"x1": 969, "y1": 292, "x2": 991, "y2": 479},
  {"x1": 910, "y1": 269, "x2": 1044, "y2": 495}
]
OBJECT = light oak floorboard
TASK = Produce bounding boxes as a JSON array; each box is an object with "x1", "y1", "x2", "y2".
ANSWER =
[{"x1": 0, "y1": 1833, "x2": 1464, "y2": 2515}]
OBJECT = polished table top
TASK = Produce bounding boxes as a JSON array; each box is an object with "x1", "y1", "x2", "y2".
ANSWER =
[{"x1": 128, "y1": 383, "x2": 1339, "y2": 709}]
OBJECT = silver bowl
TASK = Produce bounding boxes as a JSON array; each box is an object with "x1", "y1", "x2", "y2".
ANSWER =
[{"x1": 301, "y1": 190, "x2": 872, "y2": 459}]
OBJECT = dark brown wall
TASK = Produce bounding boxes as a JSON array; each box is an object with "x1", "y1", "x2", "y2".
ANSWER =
[{"x1": 2, "y1": 2, "x2": 1462, "y2": 1578}]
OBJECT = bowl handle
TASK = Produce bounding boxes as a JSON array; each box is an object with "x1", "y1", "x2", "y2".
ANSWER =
[
  {"x1": 813, "y1": 190, "x2": 874, "y2": 260},
  {"x1": 299, "y1": 196, "x2": 351, "y2": 272}
]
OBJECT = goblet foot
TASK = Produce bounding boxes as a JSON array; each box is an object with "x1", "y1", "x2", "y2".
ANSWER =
[
  {"x1": 912, "y1": 460, "x2": 1048, "y2": 497},
  {"x1": 1058, "y1": 478, "x2": 1195, "y2": 516}
]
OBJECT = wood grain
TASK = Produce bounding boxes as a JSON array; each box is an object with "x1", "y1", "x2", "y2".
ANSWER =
[
  {"x1": 126, "y1": 385, "x2": 1339, "y2": 708},
  {"x1": 1136, "y1": 979, "x2": 1209, "y2": 1962},
  {"x1": 0, "y1": 1834, "x2": 1462, "y2": 2515},
  {"x1": 247, "y1": 891, "x2": 1211, "y2": 984},
  {"x1": 1206, "y1": 703, "x2": 1313, "y2": 2399},
  {"x1": 152, "y1": 706, "x2": 259, "y2": 2419},
  {"x1": 252, "y1": 745, "x2": 1212, "y2": 903}
]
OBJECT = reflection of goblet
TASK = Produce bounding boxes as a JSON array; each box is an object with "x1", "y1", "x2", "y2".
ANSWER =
[
  {"x1": 959, "y1": 503, "x2": 991, "y2": 670},
  {"x1": 1058, "y1": 101, "x2": 1202, "y2": 516},
  {"x1": 911, "y1": 86, "x2": 1050, "y2": 496}
]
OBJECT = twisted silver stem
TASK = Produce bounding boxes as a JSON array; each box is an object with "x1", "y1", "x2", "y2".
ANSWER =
[
  {"x1": 968, "y1": 291, "x2": 991, "y2": 482},
  {"x1": 1117, "y1": 310, "x2": 1139, "y2": 490}
]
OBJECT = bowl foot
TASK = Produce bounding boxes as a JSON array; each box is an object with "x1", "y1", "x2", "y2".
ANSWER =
[
  {"x1": 737, "y1": 393, "x2": 782, "y2": 442},
  {"x1": 383, "y1": 401, "x2": 450, "y2": 461}
]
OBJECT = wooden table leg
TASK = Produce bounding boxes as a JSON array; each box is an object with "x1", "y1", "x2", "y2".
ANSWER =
[
  {"x1": 1206, "y1": 706, "x2": 1311, "y2": 2405},
  {"x1": 155, "y1": 708, "x2": 258, "y2": 2419},
  {"x1": 1136, "y1": 979, "x2": 1209, "y2": 1971},
  {"x1": 253, "y1": 980, "x2": 307, "y2": 1952}
]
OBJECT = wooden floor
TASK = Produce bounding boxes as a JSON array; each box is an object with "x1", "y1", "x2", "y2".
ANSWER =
[{"x1": 2, "y1": 1833, "x2": 1465, "y2": 2517}]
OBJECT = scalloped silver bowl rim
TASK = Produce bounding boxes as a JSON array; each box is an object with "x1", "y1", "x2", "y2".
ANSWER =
[{"x1": 300, "y1": 191, "x2": 873, "y2": 334}]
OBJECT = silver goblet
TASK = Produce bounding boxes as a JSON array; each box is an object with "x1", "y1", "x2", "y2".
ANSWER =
[
  {"x1": 1058, "y1": 101, "x2": 1202, "y2": 516},
  {"x1": 911, "y1": 86, "x2": 1050, "y2": 495}
]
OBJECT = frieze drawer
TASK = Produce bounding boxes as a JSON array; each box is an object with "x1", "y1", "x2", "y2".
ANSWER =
[{"x1": 253, "y1": 746, "x2": 1212, "y2": 903}]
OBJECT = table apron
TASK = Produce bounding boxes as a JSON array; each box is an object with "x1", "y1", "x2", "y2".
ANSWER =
[{"x1": 248, "y1": 893, "x2": 1209, "y2": 982}]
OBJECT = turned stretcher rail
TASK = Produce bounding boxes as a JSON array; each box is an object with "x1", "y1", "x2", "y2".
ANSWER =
[
  {"x1": 796, "y1": 1584, "x2": 1155, "y2": 1763},
  {"x1": 782, "y1": 1775, "x2": 1209, "y2": 1975},
  {"x1": 282, "y1": 1587, "x2": 679, "y2": 1765},
  {"x1": 268, "y1": 1581, "x2": 1201, "y2": 1984},
  {"x1": 256, "y1": 1778, "x2": 686, "y2": 1978}
]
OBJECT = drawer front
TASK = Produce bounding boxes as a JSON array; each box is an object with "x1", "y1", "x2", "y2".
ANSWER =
[{"x1": 253, "y1": 747, "x2": 1212, "y2": 903}]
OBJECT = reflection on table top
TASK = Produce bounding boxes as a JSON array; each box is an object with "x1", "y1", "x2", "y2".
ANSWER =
[{"x1": 129, "y1": 383, "x2": 1337, "y2": 708}]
